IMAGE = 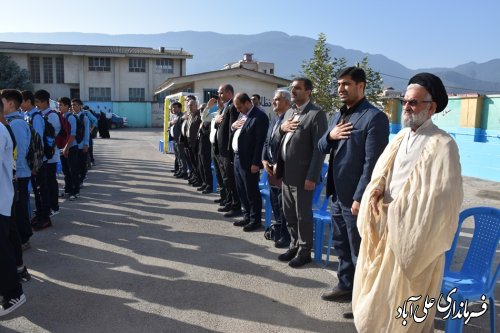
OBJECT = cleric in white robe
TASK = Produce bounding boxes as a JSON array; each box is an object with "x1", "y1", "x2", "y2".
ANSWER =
[{"x1": 352, "y1": 73, "x2": 463, "y2": 333}]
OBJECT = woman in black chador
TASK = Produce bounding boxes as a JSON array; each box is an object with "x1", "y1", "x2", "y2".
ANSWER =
[{"x1": 98, "y1": 112, "x2": 110, "y2": 138}]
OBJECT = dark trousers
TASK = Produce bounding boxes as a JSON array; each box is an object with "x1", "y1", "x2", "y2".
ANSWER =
[
  {"x1": 197, "y1": 135, "x2": 213, "y2": 188},
  {"x1": 46, "y1": 162, "x2": 58, "y2": 211},
  {"x1": 219, "y1": 155, "x2": 240, "y2": 209},
  {"x1": 331, "y1": 198, "x2": 361, "y2": 291},
  {"x1": 0, "y1": 214, "x2": 23, "y2": 300},
  {"x1": 188, "y1": 144, "x2": 200, "y2": 181},
  {"x1": 212, "y1": 145, "x2": 226, "y2": 201},
  {"x1": 234, "y1": 155, "x2": 261, "y2": 222},
  {"x1": 174, "y1": 141, "x2": 187, "y2": 174},
  {"x1": 89, "y1": 135, "x2": 94, "y2": 163},
  {"x1": 78, "y1": 149, "x2": 88, "y2": 182},
  {"x1": 61, "y1": 146, "x2": 80, "y2": 195},
  {"x1": 270, "y1": 185, "x2": 290, "y2": 241},
  {"x1": 12, "y1": 177, "x2": 32, "y2": 244},
  {"x1": 32, "y1": 162, "x2": 50, "y2": 220},
  {"x1": 8, "y1": 212, "x2": 23, "y2": 268},
  {"x1": 282, "y1": 182, "x2": 314, "y2": 257},
  {"x1": 181, "y1": 142, "x2": 193, "y2": 174}
]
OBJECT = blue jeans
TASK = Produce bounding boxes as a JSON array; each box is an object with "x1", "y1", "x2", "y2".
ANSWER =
[{"x1": 331, "y1": 198, "x2": 361, "y2": 290}]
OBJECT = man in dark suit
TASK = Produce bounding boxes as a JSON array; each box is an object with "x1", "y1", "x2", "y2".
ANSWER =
[
  {"x1": 275, "y1": 77, "x2": 328, "y2": 268},
  {"x1": 171, "y1": 102, "x2": 188, "y2": 178},
  {"x1": 262, "y1": 89, "x2": 292, "y2": 248},
  {"x1": 214, "y1": 84, "x2": 241, "y2": 218},
  {"x1": 185, "y1": 99, "x2": 202, "y2": 187},
  {"x1": 196, "y1": 103, "x2": 214, "y2": 194},
  {"x1": 231, "y1": 93, "x2": 269, "y2": 231},
  {"x1": 318, "y1": 67, "x2": 389, "y2": 302}
]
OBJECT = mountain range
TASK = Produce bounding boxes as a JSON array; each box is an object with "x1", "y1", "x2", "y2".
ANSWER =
[{"x1": 1, "y1": 31, "x2": 499, "y2": 94}]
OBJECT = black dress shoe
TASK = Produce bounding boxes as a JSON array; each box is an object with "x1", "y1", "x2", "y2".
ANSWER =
[
  {"x1": 202, "y1": 187, "x2": 213, "y2": 194},
  {"x1": 343, "y1": 311, "x2": 354, "y2": 319},
  {"x1": 217, "y1": 205, "x2": 232, "y2": 212},
  {"x1": 278, "y1": 248, "x2": 298, "y2": 262},
  {"x1": 170, "y1": 169, "x2": 176, "y2": 173},
  {"x1": 214, "y1": 198, "x2": 223, "y2": 203},
  {"x1": 243, "y1": 222, "x2": 262, "y2": 232},
  {"x1": 176, "y1": 172, "x2": 187, "y2": 178},
  {"x1": 275, "y1": 237, "x2": 291, "y2": 248},
  {"x1": 219, "y1": 200, "x2": 229, "y2": 207},
  {"x1": 223, "y1": 209, "x2": 243, "y2": 218},
  {"x1": 320, "y1": 287, "x2": 352, "y2": 302},
  {"x1": 192, "y1": 182, "x2": 203, "y2": 188},
  {"x1": 233, "y1": 219, "x2": 250, "y2": 227},
  {"x1": 182, "y1": 174, "x2": 190, "y2": 180},
  {"x1": 188, "y1": 178, "x2": 197, "y2": 184},
  {"x1": 288, "y1": 255, "x2": 311, "y2": 268},
  {"x1": 197, "y1": 185, "x2": 206, "y2": 191}
]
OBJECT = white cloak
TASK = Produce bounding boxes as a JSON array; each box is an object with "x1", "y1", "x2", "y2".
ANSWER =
[{"x1": 352, "y1": 126, "x2": 463, "y2": 333}]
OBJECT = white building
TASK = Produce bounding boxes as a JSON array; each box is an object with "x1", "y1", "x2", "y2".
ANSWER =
[
  {"x1": 0, "y1": 41, "x2": 192, "y2": 102},
  {"x1": 154, "y1": 66, "x2": 290, "y2": 116},
  {"x1": 222, "y1": 53, "x2": 275, "y2": 75}
]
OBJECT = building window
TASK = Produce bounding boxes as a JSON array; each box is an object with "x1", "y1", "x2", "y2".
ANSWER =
[
  {"x1": 89, "y1": 57, "x2": 111, "y2": 71},
  {"x1": 129, "y1": 58, "x2": 146, "y2": 72},
  {"x1": 203, "y1": 89, "x2": 219, "y2": 103},
  {"x1": 155, "y1": 59, "x2": 173, "y2": 73},
  {"x1": 89, "y1": 87, "x2": 111, "y2": 101},
  {"x1": 43, "y1": 57, "x2": 53, "y2": 84},
  {"x1": 29, "y1": 57, "x2": 40, "y2": 83},
  {"x1": 55, "y1": 57, "x2": 64, "y2": 83},
  {"x1": 129, "y1": 88, "x2": 145, "y2": 102},
  {"x1": 270, "y1": 68, "x2": 274, "y2": 75}
]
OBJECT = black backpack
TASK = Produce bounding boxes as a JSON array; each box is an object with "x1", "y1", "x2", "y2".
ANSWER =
[
  {"x1": 75, "y1": 113, "x2": 85, "y2": 144},
  {"x1": 30, "y1": 112, "x2": 56, "y2": 159}
]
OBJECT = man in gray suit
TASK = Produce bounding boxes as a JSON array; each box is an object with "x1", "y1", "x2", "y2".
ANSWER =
[{"x1": 275, "y1": 77, "x2": 328, "y2": 268}]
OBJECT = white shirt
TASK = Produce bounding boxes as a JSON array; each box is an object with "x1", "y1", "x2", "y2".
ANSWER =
[
  {"x1": 385, "y1": 118, "x2": 435, "y2": 203},
  {"x1": 0, "y1": 123, "x2": 14, "y2": 216},
  {"x1": 281, "y1": 102, "x2": 308, "y2": 159},
  {"x1": 231, "y1": 110, "x2": 251, "y2": 153}
]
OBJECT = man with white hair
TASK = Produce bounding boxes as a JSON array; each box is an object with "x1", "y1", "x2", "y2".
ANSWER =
[{"x1": 352, "y1": 73, "x2": 463, "y2": 332}]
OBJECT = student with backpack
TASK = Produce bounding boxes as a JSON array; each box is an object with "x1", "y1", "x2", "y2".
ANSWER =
[
  {"x1": 24, "y1": 91, "x2": 52, "y2": 230},
  {"x1": 0, "y1": 99, "x2": 26, "y2": 317},
  {"x1": 71, "y1": 99, "x2": 90, "y2": 186},
  {"x1": 2, "y1": 90, "x2": 33, "y2": 249},
  {"x1": 82, "y1": 106, "x2": 97, "y2": 167},
  {"x1": 58, "y1": 97, "x2": 80, "y2": 201}
]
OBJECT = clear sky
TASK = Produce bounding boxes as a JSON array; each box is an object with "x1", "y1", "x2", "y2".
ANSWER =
[{"x1": 2, "y1": 0, "x2": 499, "y2": 69}]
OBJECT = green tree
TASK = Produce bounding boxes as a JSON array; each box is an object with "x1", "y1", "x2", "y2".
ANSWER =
[
  {"x1": 302, "y1": 34, "x2": 385, "y2": 114},
  {"x1": 0, "y1": 53, "x2": 33, "y2": 91},
  {"x1": 301, "y1": 33, "x2": 335, "y2": 113},
  {"x1": 358, "y1": 56, "x2": 384, "y2": 108}
]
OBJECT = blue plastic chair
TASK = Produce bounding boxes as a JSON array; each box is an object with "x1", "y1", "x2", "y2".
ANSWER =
[
  {"x1": 313, "y1": 194, "x2": 333, "y2": 264},
  {"x1": 158, "y1": 139, "x2": 164, "y2": 153},
  {"x1": 441, "y1": 206, "x2": 500, "y2": 333}
]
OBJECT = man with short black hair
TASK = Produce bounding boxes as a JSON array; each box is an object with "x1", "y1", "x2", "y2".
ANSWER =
[
  {"x1": 59, "y1": 97, "x2": 79, "y2": 200},
  {"x1": 318, "y1": 66, "x2": 389, "y2": 303},
  {"x1": 2, "y1": 89, "x2": 33, "y2": 249},
  {"x1": 275, "y1": 77, "x2": 328, "y2": 268},
  {"x1": 0, "y1": 99, "x2": 26, "y2": 316},
  {"x1": 71, "y1": 98, "x2": 90, "y2": 189}
]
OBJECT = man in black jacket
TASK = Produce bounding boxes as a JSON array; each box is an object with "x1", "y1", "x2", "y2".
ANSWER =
[{"x1": 214, "y1": 84, "x2": 241, "y2": 218}]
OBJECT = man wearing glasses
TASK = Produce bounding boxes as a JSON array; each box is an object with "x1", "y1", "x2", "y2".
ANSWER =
[{"x1": 352, "y1": 73, "x2": 463, "y2": 332}]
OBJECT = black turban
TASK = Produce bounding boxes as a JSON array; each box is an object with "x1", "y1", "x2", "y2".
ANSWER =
[{"x1": 408, "y1": 73, "x2": 448, "y2": 113}]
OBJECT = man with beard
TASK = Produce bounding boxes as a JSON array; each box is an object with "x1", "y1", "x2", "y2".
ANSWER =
[
  {"x1": 275, "y1": 77, "x2": 328, "y2": 268},
  {"x1": 318, "y1": 67, "x2": 389, "y2": 303},
  {"x1": 352, "y1": 73, "x2": 463, "y2": 332}
]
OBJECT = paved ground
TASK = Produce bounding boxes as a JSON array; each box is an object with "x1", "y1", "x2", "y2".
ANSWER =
[{"x1": 1, "y1": 128, "x2": 498, "y2": 333}]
